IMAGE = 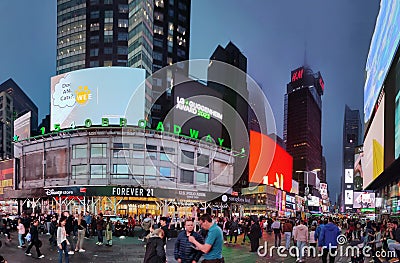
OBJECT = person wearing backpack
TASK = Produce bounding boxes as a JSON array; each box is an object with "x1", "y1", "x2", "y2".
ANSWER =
[
  {"x1": 271, "y1": 218, "x2": 282, "y2": 247},
  {"x1": 25, "y1": 219, "x2": 44, "y2": 259}
]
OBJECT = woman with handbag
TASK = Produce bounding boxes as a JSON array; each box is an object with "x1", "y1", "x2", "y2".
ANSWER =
[{"x1": 57, "y1": 217, "x2": 69, "y2": 263}]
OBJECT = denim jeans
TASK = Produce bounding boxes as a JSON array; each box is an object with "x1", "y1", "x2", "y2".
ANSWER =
[
  {"x1": 18, "y1": 233, "x2": 24, "y2": 246},
  {"x1": 284, "y1": 232, "x2": 291, "y2": 249},
  {"x1": 58, "y1": 240, "x2": 69, "y2": 263},
  {"x1": 97, "y1": 230, "x2": 103, "y2": 243},
  {"x1": 297, "y1": 240, "x2": 307, "y2": 260}
]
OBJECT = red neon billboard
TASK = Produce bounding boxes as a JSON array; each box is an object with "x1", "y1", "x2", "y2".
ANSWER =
[{"x1": 249, "y1": 130, "x2": 293, "y2": 192}]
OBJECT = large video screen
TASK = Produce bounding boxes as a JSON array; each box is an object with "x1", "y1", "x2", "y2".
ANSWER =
[
  {"x1": 363, "y1": 94, "x2": 385, "y2": 188},
  {"x1": 396, "y1": 90, "x2": 400, "y2": 158},
  {"x1": 364, "y1": 0, "x2": 400, "y2": 125},
  {"x1": 14, "y1": 111, "x2": 31, "y2": 140},
  {"x1": 50, "y1": 67, "x2": 146, "y2": 131},
  {"x1": 249, "y1": 130, "x2": 293, "y2": 192},
  {"x1": 353, "y1": 192, "x2": 376, "y2": 209},
  {"x1": 353, "y1": 146, "x2": 364, "y2": 191}
]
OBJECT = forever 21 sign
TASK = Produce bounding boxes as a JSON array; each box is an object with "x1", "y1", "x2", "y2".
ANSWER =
[{"x1": 112, "y1": 187, "x2": 154, "y2": 197}]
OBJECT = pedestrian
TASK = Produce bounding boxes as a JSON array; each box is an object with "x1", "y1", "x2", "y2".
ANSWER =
[
  {"x1": 75, "y1": 214, "x2": 86, "y2": 252},
  {"x1": 188, "y1": 214, "x2": 224, "y2": 262},
  {"x1": 140, "y1": 214, "x2": 154, "y2": 241},
  {"x1": 84, "y1": 211, "x2": 92, "y2": 238},
  {"x1": 17, "y1": 218, "x2": 26, "y2": 248},
  {"x1": 318, "y1": 217, "x2": 341, "y2": 263},
  {"x1": 271, "y1": 218, "x2": 282, "y2": 247},
  {"x1": 314, "y1": 219, "x2": 326, "y2": 246},
  {"x1": 282, "y1": 219, "x2": 293, "y2": 250},
  {"x1": 293, "y1": 220, "x2": 308, "y2": 263},
  {"x1": 49, "y1": 215, "x2": 58, "y2": 247},
  {"x1": 105, "y1": 216, "x2": 113, "y2": 247},
  {"x1": 159, "y1": 217, "x2": 169, "y2": 245},
  {"x1": 96, "y1": 213, "x2": 104, "y2": 246},
  {"x1": 3, "y1": 215, "x2": 11, "y2": 242},
  {"x1": 248, "y1": 217, "x2": 261, "y2": 253},
  {"x1": 174, "y1": 219, "x2": 204, "y2": 263},
  {"x1": 229, "y1": 217, "x2": 239, "y2": 244},
  {"x1": 143, "y1": 228, "x2": 166, "y2": 263},
  {"x1": 240, "y1": 217, "x2": 250, "y2": 245},
  {"x1": 309, "y1": 225, "x2": 317, "y2": 248},
  {"x1": 57, "y1": 217, "x2": 70, "y2": 263},
  {"x1": 63, "y1": 212, "x2": 75, "y2": 255},
  {"x1": 25, "y1": 219, "x2": 45, "y2": 259}
]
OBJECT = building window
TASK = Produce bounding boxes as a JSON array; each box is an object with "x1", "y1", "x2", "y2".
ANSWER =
[
  {"x1": 178, "y1": 2, "x2": 186, "y2": 11},
  {"x1": 160, "y1": 167, "x2": 171, "y2": 177},
  {"x1": 104, "y1": 0, "x2": 113, "y2": 4},
  {"x1": 118, "y1": 19, "x2": 128, "y2": 28},
  {"x1": 168, "y1": 9, "x2": 174, "y2": 17},
  {"x1": 90, "y1": 48, "x2": 99, "y2": 56},
  {"x1": 154, "y1": 52, "x2": 163, "y2": 61},
  {"x1": 154, "y1": 12, "x2": 164, "y2": 22},
  {"x1": 90, "y1": 35, "x2": 99, "y2": 44},
  {"x1": 180, "y1": 169, "x2": 193, "y2": 184},
  {"x1": 104, "y1": 47, "x2": 113, "y2": 54},
  {"x1": 90, "y1": 61, "x2": 99, "y2": 67},
  {"x1": 154, "y1": 39, "x2": 163, "y2": 48},
  {"x1": 104, "y1": 35, "x2": 113, "y2": 43},
  {"x1": 90, "y1": 11, "x2": 100, "y2": 19},
  {"x1": 177, "y1": 48, "x2": 186, "y2": 57},
  {"x1": 181, "y1": 150, "x2": 194, "y2": 164},
  {"x1": 104, "y1": 61, "x2": 112, "y2": 66},
  {"x1": 90, "y1": 164, "x2": 107, "y2": 179},
  {"x1": 155, "y1": 0, "x2": 164, "y2": 7},
  {"x1": 197, "y1": 154, "x2": 209, "y2": 168},
  {"x1": 119, "y1": 4, "x2": 128, "y2": 13},
  {"x1": 154, "y1": 25, "x2": 164, "y2": 35},
  {"x1": 112, "y1": 164, "x2": 129, "y2": 178},
  {"x1": 145, "y1": 166, "x2": 157, "y2": 179},
  {"x1": 105, "y1": 10, "x2": 113, "y2": 18},
  {"x1": 177, "y1": 25, "x2": 186, "y2": 35},
  {"x1": 117, "y1": 46, "x2": 128, "y2": 55},
  {"x1": 146, "y1": 145, "x2": 157, "y2": 151},
  {"x1": 72, "y1": 165, "x2": 87, "y2": 179},
  {"x1": 133, "y1": 144, "x2": 145, "y2": 150},
  {"x1": 91, "y1": 143, "x2": 107, "y2": 158},
  {"x1": 72, "y1": 144, "x2": 87, "y2": 158},
  {"x1": 90, "y1": 23, "x2": 99, "y2": 31},
  {"x1": 113, "y1": 143, "x2": 129, "y2": 158},
  {"x1": 196, "y1": 172, "x2": 208, "y2": 184},
  {"x1": 118, "y1": 32, "x2": 128, "y2": 41}
]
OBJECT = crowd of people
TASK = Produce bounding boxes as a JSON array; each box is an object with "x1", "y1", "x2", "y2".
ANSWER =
[{"x1": 3, "y1": 211, "x2": 400, "y2": 263}]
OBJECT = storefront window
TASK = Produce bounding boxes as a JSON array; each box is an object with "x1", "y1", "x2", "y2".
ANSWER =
[
  {"x1": 90, "y1": 164, "x2": 107, "y2": 179},
  {"x1": 180, "y1": 169, "x2": 194, "y2": 184},
  {"x1": 72, "y1": 144, "x2": 87, "y2": 159},
  {"x1": 72, "y1": 164, "x2": 87, "y2": 179},
  {"x1": 91, "y1": 143, "x2": 107, "y2": 158}
]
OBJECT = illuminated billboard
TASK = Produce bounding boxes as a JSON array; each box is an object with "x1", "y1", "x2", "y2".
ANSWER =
[
  {"x1": 249, "y1": 130, "x2": 293, "y2": 192},
  {"x1": 353, "y1": 192, "x2": 376, "y2": 209},
  {"x1": 50, "y1": 67, "x2": 146, "y2": 131},
  {"x1": 344, "y1": 169, "x2": 353, "y2": 184},
  {"x1": 14, "y1": 111, "x2": 31, "y2": 141},
  {"x1": 345, "y1": 190, "x2": 354, "y2": 205},
  {"x1": 353, "y1": 146, "x2": 364, "y2": 191},
  {"x1": 364, "y1": 0, "x2": 400, "y2": 125},
  {"x1": 363, "y1": 94, "x2": 385, "y2": 188},
  {"x1": 396, "y1": 90, "x2": 400, "y2": 158}
]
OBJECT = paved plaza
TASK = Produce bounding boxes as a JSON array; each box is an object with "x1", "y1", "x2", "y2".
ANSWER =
[{"x1": 0, "y1": 230, "x2": 362, "y2": 263}]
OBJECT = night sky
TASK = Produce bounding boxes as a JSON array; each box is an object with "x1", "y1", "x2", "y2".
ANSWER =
[{"x1": 0, "y1": 1, "x2": 380, "y2": 201}]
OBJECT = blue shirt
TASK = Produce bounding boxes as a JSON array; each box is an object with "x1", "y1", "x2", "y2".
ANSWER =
[{"x1": 204, "y1": 223, "x2": 223, "y2": 260}]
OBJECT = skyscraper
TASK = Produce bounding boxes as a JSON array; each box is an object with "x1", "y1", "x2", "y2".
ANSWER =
[
  {"x1": 340, "y1": 105, "x2": 362, "y2": 211},
  {"x1": 284, "y1": 66, "x2": 324, "y2": 196},
  {"x1": 57, "y1": 0, "x2": 190, "y2": 75},
  {"x1": 0, "y1": 79, "x2": 38, "y2": 159}
]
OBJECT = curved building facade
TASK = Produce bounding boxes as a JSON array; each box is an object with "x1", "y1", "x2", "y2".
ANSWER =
[{"x1": 9, "y1": 127, "x2": 235, "y2": 216}]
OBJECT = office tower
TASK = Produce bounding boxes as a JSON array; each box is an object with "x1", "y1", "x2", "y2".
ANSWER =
[
  {"x1": 208, "y1": 42, "x2": 249, "y2": 191},
  {"x1": 284, "y1": 66, "x2": 324, "y2": 196},
  {"x1": 0, "y1": 79, "x2": 38, "y2": 159}
]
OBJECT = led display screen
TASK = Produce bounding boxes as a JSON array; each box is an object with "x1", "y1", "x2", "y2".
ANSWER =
[
  {"x1": 345, "y1": 190, "x2": 354, "y2": 205},
  {"x1": 353, "y1": 146, "x2": 364, "y2": 191},
  {"x1": 344, "y1": 169, "x2": 353, "y2": 184},
  {"x1": 353, "y1": 192, "x2": 376, "y2": 209},
  {"x1": 249, "y1": 130, "x2": 293, "y2": 192},
  {"x1": 50, "y1": 67, "x2": 146, "y2": 130},
  {"x1": 364, "y1": 0, "x2": 400, "y2": 125},
  {"x1": 363, "y1": 94, "x2": 385, "y2": 188},
  {"x1": 396, "y1": 89, "x2": 400, "y2": 158}
]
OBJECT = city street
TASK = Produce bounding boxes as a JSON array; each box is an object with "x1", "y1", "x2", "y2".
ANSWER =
[{"x1": 0, "y1": 230, "x2": 357, "y2": 263}]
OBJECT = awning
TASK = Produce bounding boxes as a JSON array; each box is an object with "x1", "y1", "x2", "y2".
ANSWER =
[{"x1": 365, "y1": 158, "x2": 400, "y2": 190}]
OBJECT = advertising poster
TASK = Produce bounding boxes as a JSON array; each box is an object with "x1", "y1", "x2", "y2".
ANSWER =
[
  {"x1": 353, "y1": 192, "x2": 376, "y2": 208},
  {"x1": 345, "y1": 190, "x2": 354, "y2": 205}
]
